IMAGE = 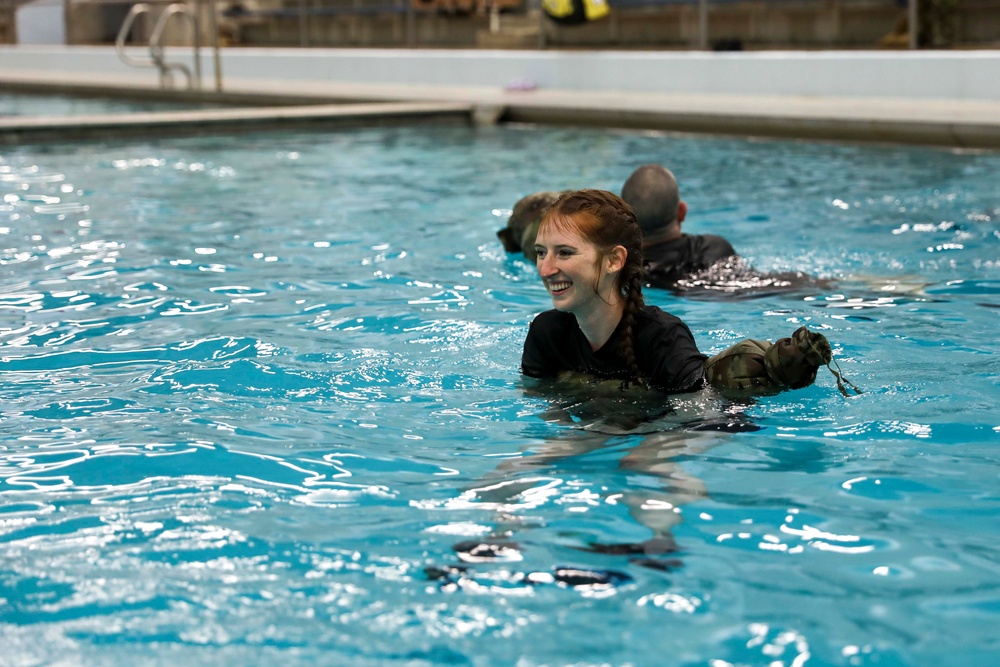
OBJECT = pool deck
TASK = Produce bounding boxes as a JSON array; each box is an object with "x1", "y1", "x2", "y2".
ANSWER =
[
  {"x1": 2, "y1": 46, "x2": 999, "y2": 148},
  {"x1": 0, "y1": 94, "x2": 475, "y2": 143}
]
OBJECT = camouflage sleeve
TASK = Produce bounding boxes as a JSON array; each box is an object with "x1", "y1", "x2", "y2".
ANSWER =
[
  {"x1": 708, "y1": 328, "x2": 855, "y2": 397},
  {"x1": 705, "y1": 339, "x2": 782, "y2": 392}
]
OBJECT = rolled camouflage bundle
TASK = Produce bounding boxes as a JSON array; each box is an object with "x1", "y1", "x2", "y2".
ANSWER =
[
  {"x1": 704, "y1": 338, "x2": 776, "y2": 393},
  {"x1": 706, "y1": 326, "x2": 860, "y2": 396}
]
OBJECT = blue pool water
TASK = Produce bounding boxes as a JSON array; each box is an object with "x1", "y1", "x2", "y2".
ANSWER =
[{"x1": 1, "y1": 124, "x2": 998, "y2": 666}]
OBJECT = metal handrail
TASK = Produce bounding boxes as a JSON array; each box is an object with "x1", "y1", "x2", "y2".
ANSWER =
[
  {"x1": 115, "y1": 2, "x2": 222, "y2": 91},
  {"x1": 115, "y1": 3, "x2": 157, "y2": 69},
  {"x1": 149, "y1": 3, "x2": 201, "y2": 89}
]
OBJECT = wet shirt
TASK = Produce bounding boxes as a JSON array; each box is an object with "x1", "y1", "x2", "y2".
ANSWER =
[
  {"x1": 644, "y1": 233, "x2": 737, "y2": 289},
  {"x1": 521, "y1": 305, "x2": 707, "y2": 393}
]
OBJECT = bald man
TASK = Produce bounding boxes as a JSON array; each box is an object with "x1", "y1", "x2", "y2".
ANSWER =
[{"x1": 621, "y1": 164, "x2": 737, "y2": 290}]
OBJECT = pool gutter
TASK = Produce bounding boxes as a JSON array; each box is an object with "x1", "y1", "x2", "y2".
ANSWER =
[
  {"x1": 498, "y1": 94, "x2": 1000, "y2": 150},
  {"x1": 0, "y1": 99, "x2": 475, "y2": 143}
]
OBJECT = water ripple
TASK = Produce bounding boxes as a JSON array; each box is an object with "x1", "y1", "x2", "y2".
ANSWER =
[
  {"x1": 1, "y1": 124, "x2": 998, "y2": 667},
  {"x1": 2, "y1": 336, "x2": 261, "y2": 372}
]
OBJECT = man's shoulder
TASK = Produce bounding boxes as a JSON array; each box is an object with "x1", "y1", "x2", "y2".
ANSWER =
[{"x1": 688, "y1": 233, "x2": 737, "y2": 256}]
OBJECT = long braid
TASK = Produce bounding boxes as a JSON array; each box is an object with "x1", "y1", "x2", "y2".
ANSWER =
[{"x1": 618, "y1": 268, "x2": 647, "y2": 389}]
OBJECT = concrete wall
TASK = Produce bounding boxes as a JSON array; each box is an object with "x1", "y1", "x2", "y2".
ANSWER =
[
  {"x1": 543, "y1": 2, "x2": 903, "y2": 48},
  {"x1": 2, "y1": 44, "x2": 998, "y2": 102},
  {"x1": 220, "y1": 1, "x2": 1000, "y2": 50}
]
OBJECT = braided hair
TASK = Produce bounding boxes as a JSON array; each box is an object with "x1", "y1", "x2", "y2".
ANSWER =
[{"x1": 540, "y1": 189, "x2": 648, "y2": 388}]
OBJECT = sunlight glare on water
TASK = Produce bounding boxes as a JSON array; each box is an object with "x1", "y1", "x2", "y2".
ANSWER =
[{"x1": 1, "y1": 123, "x2": 999, "y2": 667}]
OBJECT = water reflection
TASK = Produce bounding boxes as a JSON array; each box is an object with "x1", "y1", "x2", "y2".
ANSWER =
[
  {"x1": 669, "y1": 256, "x2": 834, "y2": 300},
  {"x1": 430, "y1": 380, "x2": 761, "y2": 587}
]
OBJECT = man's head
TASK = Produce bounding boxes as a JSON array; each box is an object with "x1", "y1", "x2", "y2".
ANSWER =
[
  {"x1": 496, "y1": 191, "x2": 564, "y2": 262},
  {"x1": 620, "y1": 164, "x2": 687, "y2": 241}
]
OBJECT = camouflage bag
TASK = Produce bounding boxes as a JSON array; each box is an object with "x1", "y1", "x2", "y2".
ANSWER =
[{"x1": 706, "y1": 326, "x2": 861, "y2": 397}]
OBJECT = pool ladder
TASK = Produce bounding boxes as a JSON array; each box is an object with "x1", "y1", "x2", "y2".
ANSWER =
[{"x1": 116, "y1": 2, "x2": 222, "y2": 91}]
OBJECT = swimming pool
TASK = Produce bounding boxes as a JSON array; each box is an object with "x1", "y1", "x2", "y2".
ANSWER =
[{"x1": 2, "y1": 124, "x2": 998, "y2": 666}]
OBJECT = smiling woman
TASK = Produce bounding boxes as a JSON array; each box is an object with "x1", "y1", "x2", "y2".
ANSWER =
[{"x1": 523, "y1": 188, "x2": 707, "y2": 392}]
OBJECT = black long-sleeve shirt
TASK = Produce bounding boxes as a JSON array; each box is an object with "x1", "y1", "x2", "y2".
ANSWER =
[
  {"x1": 644, "y1": 233, "x2": 737, "y2": 289},
  {"x1": 521, "y1": 305, "x2": 707, "y2": 393}
]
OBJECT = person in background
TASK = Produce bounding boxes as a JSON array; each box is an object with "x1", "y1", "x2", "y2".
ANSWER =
[
  {"x1": 620, "y1": 164, "x2": 737, "y2": 290},
  {"x1": 496, "y1": 191, "x2": 564, "y2": 263},
  {"x1": 621, "y1": 163, "x2": 831, "y2": 298}
]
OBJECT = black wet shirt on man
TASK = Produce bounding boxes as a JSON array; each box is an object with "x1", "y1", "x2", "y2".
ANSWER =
[
  {"x1": 522, "y1": 305, "x2": 707, "y2": 393},
  {"x1": 644, "y1": 233, "x2": 737, "y2": 289}
]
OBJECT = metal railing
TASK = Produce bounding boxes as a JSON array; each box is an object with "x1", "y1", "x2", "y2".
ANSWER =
[{"x1": 115, "y1": 0, "x2": 223, "y2": 90}]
